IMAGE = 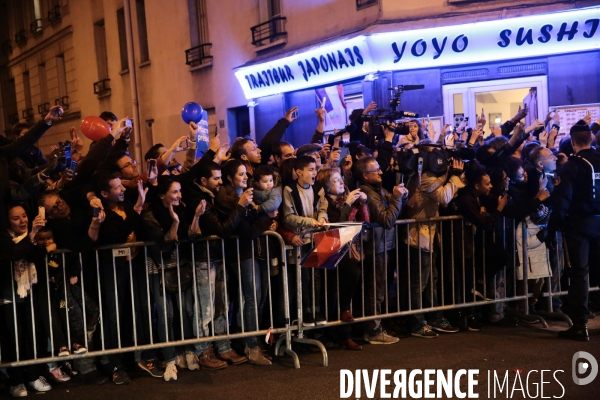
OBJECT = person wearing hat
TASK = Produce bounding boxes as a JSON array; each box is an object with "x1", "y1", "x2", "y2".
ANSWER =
[{"x1": 550, "y1": 119, "x2": 600, "y2": 341}]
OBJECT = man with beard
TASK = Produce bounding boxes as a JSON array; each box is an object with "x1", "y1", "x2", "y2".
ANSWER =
[{"x1": 183, "y1": 161, "x2": 248, "y2": 368}]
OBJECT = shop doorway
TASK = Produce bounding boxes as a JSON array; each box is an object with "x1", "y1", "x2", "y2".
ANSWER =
[{"x1": 443, "y1": 76, "x2": 548, "y2": 133}]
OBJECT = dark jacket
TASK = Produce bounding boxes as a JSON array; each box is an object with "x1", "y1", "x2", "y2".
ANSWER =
[
  {"x1": 551, "y1": 148, "x2": 600, "y2": 227},
  {"x1": 0, "y1": 120, "x2": 52, "y2": 229},
  {"x1": 258, "y1": 118, "x2": 290, "y2": 166},
  {"x1": 202, "y1": 185, "x2": 272, "y2": 262}
]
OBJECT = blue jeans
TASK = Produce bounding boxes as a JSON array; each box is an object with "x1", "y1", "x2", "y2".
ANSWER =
[
  {"x1": 193, "y1": 261, "x2": 232, "y2": 355},
  {"x1": 228, "y1": 259, "x2": 262, "y2": 349},
  {"x1": 149, "y1": 274, "x2": 193, "y2": 362}
]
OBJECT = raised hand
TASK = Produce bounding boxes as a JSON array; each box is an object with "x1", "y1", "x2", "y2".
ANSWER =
[
  {"x1": 45, "y1": 105, "x2": 63, "y2": 123},
  {"x1": 345, "y1": 189, "x2": 362, "y2": 206},
  {"x1": 238, "y1": 188, "x2": 253, "y2": 207},
  {"x1": 285, "y1": 106, "x2": 298, "y2": 122},
  {"x1": 169, "y1": 205, "x2": 180, "y2": 224},
  {"x1": 364, "y1": 101, "x2": 377, "y2": 114},
  {"x1": 195, "y1": 199, "x2": 207, "y2": 218}
]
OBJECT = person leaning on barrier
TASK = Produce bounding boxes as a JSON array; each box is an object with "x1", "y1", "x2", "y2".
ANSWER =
[
  {"x1": 317, "y1": 167, "x2": 366, "y2": 351},
  {"x1": 182, "y1": 161, "x2": 248, "y2": 368},
  {"x1": 200, "y1": 159, "x2": 275, "y2": 365},
  {"x1": 404, "y1": 142, "x2": 465, "y2": 338},
  {"x1": 356, "y1": 155, "x2": 408, "y2": 345},
  {"x1": 142, "y1": 175, "x2": 201, "y2": 379},
  {"x1": 281, "y1": 155, "x2": 328, "y2": 326},
  {"x1": 447, "y1": 162, "x2": 508, "y2": 330},
  {"x1": 550, "y1": 120, "x2": 600, "y2": 342},
  {"x1": 0, "y1": 204, "x2": 57, "y2": 395},
  {"x1": 89, "y1": 170, "x2": 153, "y2": 385}
]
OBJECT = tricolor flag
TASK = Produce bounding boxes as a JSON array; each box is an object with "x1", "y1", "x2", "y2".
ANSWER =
[{"x1": 301, "y1": 224, "x2": 363, "y2": 269}]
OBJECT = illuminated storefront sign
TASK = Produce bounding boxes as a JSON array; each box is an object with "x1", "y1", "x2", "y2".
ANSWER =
[{"x1": 235, "y1": 6, "x2": 600, "y2": 99}]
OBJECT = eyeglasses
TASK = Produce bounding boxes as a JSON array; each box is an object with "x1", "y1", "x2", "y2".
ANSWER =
[
  {"x1": 365, "y1": 168, "x2": 382, "y2": 174},
  {"x1": 50, "y1": 197, "x2": 64, "y2": 214},
  {"x1": 120, "y1": 159, "x2": 137, "y2": 170}
]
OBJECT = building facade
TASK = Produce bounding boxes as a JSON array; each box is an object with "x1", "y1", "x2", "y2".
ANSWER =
[{"x1": 1, "y1": 0, "x2": 599, "y2": 157}]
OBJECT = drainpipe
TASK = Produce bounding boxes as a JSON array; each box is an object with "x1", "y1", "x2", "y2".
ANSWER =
[{"x1": 124, "y1": 0, "x2": 142, "y2": 163}]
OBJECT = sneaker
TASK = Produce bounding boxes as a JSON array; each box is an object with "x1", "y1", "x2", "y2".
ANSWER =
[
  {"x1": 217, "y1": 349, "x2": 248, "y2": 365},
  {"x1": 112, "y1": 368, "x2": 130, "y2": 385},
  {"x1": 10, "y1": 384, "x2": 28, "y2": 397},
  {"x1": 302, "y1": 313, "x2": 315, "y2": 327},
  {"x1": 28, "y1": 377, "x2": 51, "y2": 392},
  {"x1": 57, "y1": 346, "x2": 70, "y2": 357},
  {"x1": 315, "y1": 312, "x2": 327, "y2": 326},
  {"x1": 467, "y1": 315, "x2": 484, "y2": 332},
  {"x1": 138, "y1": 360, "x2": 164, "y2": 378},
  {"x1": 185, "y1": 352, "x2": 200, "y2": 371},
  {"x1": 198, "y1": 348, "x2": 227, "y2": 370},
  {"x1": 175, "y1": 354, "x2": 187, "y2": 369},
  {"x1": 163, "y1": 364, "x2": 178, "y2": 382},
  {"x1": 430, "y1": 319, "x2": 460, "y2": 333},
  {"x1": 49, "y1": 367, "x2": 71, "y2": 382},
  {"x1": 72, "y1": 343, "x2": 87, "y2": 355},
  {"x1": 80, "y1": 370, "x2": 108, "y2": 385},
  {"x1": 411, "y1": 325, "x2": 439, "y2": 339},
  {"x1": 364, "y1": 330, "x2": 399, "y2": 344}
]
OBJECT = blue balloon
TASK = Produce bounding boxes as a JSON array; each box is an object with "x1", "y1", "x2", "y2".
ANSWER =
[{"x1": 181, "y1": 102, "x2": 203, "y2": 124}]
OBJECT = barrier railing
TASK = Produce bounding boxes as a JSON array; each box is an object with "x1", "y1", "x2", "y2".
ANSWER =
[
  {"x1": 1, "y1": 218, "x2": 596, "y2": 370},
  {"x1": 0, "y1": 232, "x2": 298, "y2": 369}
]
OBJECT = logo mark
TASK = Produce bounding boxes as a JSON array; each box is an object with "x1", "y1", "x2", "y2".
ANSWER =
[{"x1": 572, "y1": 351, "x2": 598, "y2": 385}]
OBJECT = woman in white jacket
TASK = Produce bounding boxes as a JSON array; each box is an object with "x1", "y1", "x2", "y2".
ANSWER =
[{"x1": 516, "y1": 205, "x2": 552, "y2": 305}]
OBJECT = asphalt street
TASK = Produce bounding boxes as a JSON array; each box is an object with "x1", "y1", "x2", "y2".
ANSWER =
[{"x1": 1, "y1": 317, "x2": 598, "y2": 399}]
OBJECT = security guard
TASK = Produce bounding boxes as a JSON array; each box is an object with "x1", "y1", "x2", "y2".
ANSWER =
[{"x1": 550, "y1": 120, "x2": 600, "y2": 341}]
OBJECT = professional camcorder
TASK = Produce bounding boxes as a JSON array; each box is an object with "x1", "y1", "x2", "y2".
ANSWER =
[{"x1": 396, "y1": 143, "x2": 476, "y2": 179}]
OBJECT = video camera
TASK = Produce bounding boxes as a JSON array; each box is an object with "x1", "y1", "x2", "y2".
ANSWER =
[
  {"x1": 358, "y1": 84, "x2": 425, "y2": 144},
  {"x1": 396, "y1": 143, "x2": 476, "y2": 180}
]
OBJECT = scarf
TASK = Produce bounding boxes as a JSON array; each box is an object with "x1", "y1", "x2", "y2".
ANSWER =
[{"x1": 8, "y1": 229, "x2": 38, "y2": 298}]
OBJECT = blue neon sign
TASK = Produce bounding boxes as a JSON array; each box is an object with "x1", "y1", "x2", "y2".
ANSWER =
[{"x1": 235, "y1": 6, "x2": 600, "y2": 99}]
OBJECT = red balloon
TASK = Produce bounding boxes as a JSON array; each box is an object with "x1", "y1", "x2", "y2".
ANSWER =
[{"x1": 80, "y1": 116, "x2": 111, "y2": 141}]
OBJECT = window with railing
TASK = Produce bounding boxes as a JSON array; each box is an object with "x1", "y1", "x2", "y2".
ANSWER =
[
  {"x1": 185, "y1": 0, "x2": 212, "y2": 67},
  {"x1": 37, "y1": 102, "x2": 50, "y2": 116},
  {"x1": 55, "y1": 95, "x2": 69, "y2": 111},
  {"x1": 30, "y1": 19, "x2": 43, "y2": 37},
  {"x1": 93, "y1": 79, "x2": 111, "y2": 97},
  {"x1": 185, "y1": 44, "x2": 212, "y2": 67},
  {"x1": 31, "y1": 0, "x2": 43, "y2": 36},
  {"x1": 22, "y1": 108, "x2": 34, "y2": 121},
  {"x1": 251, "y1": 16, "x2": 287, "y2": 47},
  {"x1": 48, "y1": 5, "x2": 62, "y2": 26},
  {"x1": 15, "y1": 30, "x2": 27, "y2": 47}
]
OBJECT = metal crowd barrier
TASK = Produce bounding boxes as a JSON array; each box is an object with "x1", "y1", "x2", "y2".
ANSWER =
[
  {"x1": 1, "y1": 218, "x2": 598, "y2": 370},
  {"x1": 0, "y1": 232, "x2": 299, "y2": 369}
]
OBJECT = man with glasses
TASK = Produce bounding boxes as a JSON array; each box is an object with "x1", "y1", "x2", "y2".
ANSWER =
[{"x1": 355, "y1": 156, "x2": 408, "y2": 344}]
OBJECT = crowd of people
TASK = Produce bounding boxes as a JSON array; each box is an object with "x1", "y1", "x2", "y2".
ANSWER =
[{"x1": 1, "y1": 101, "x2": 599, "y2": 397}]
